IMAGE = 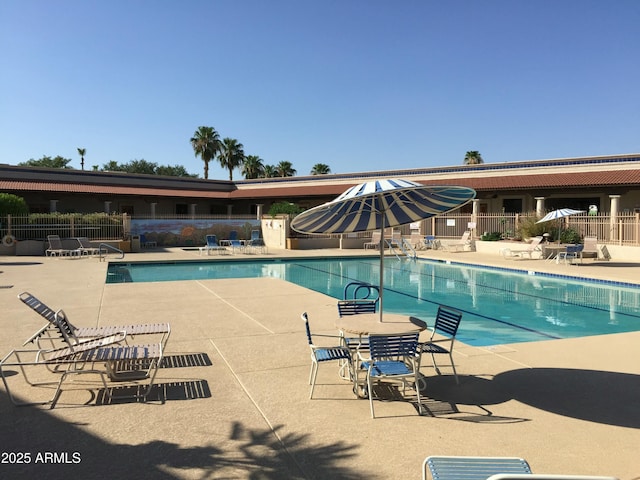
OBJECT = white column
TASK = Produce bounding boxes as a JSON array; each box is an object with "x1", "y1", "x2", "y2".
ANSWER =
[
  {"x1": 49, "y1": 200, "x2": 58, "y2": 213},
  {"x1": 189, "y1": 204, "x2": 197, "y2": 218},
  {"x1": 226, "y1": 204, "x2": 233, "y2": 217},
  {"x1": 609, "y1": 195, "x2": 620, "y2": 242},
  {"x1": 471, "y1": 199, "x2": 479, "y2": 238},
  {"x1": 256, "y1": 204, "x2": 263, "y2": 220},
  {"x1": 535, "y1": 197, "x2": 545, "y2": 217},
  {"x1": 104, "y1": 201, "x2": 111, "y2": 214},
  {"x1": 150, "y1": 202, "x2": 157, "y2": 219}
]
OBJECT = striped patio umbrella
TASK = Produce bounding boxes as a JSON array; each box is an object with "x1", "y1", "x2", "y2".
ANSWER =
[
  {"x1": 536, "y1": 208, "x2": 585, "y2": 245},
  {"x1": 291, "y1": 179, "x2": 476, "y2": 320}
]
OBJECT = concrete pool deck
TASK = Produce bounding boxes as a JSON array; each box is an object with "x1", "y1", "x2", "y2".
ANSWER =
[{"x1": 1, "y1": 247, "x2": 639, "y2": 479}]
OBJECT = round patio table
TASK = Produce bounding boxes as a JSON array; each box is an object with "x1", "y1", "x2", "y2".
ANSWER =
[
  {"x1": 335, "y1": 313, "x2": 427, "y2": 336},
  {"x1": 335, "y1": 313, "x2": 428, "y2": 398}
]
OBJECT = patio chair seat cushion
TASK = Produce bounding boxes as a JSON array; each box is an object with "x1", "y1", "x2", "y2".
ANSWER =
[{"x1": 361, "y1": 360, "x2": 413, "y2": 377}]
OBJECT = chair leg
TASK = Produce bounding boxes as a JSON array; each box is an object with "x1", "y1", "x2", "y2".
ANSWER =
[
  {"x1": 309, "y1": 360, "x2": 318, "y2": 399},
  {"x1": 367, "y1": 373, "x2": 375, "y2": 418}
]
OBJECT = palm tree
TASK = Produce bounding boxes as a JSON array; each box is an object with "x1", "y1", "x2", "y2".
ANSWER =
[
  {"x1": 190, "y1": 126, "x2": 221, "y2": 179},
  {"x1": 276, "y1": 161, "x2": 296, "y2": 177},
  {"x1": 463, "y1": 151, "x2": 484, "y2": 165},
  {"x1": 242, "y1": 155, "x2": 264, "y2": 179},
  {"x1": 310, "y1": 163, "x2": 331, "y2": 175},
  {"x1": 77, "y1": 148, "x2": 86, "y2": 170},
  {"x1": 262, "y1": 165, "x2": 276, "y2": 178},
  {"x1": 218, "y1": 138, "x2": 245, "y2": 181}
]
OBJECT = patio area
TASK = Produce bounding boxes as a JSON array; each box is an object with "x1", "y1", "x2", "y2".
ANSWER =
[{"x1": 1, "y1": 247, "x2": 638, "y2": 479}]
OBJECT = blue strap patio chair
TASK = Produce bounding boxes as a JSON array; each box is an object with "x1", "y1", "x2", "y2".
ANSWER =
[
  {"x1": 199, "y1": 235, "x2": 227, "y2": 256},
  {"x1": 301, "y1": 312, "x2": 352, "y2": 399},
  {"x1": 247, "y1": 229, "x2": 267, "y2": 254},
  {"x1": 423, "y1": 456, "x2": 532, "y2": 480},
  {"x1": 361, "y1": 332, "x2": 423, "y2": 418},
  {"x1": 228, "y1": 230, "x2": 244, "y2": 253},
  {"x1": 418, "y1": 305, "x2": 463, "y2": 384},
  {"x1": 488, "y1": 476, "x2": 619, "y2": 480}
]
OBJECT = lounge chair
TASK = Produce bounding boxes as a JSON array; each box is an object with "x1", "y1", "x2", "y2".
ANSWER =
[
  {"x1": 423, "y1": 456, "x2": 532, "y2": 480},
  {"x1": 581, "y1": 236, "x2": 601, "y2": 260},
  {"x1": 363, "y1": 231, "x2": 381, "y2": 250},
  {"x1": 199, "y1": 234, "x2": 227, "y2": 255},
  {"x1": 247, "y1": 229, "x2": 267, "y2": 254},
  {"x1": 488, "y1": 476, "x2": 619, "y2": 480},
  {"x1": 418, "y1": 305, "x2": 463, "y2": 384},
  {"x1": 0, "y1": 335, "x2": 163, "y2": 407},
  {"x1": 443, "y1": 231, "x2": 471, "y2": 252},
  {"x1": 46, "y1": 235, "x2": 81, "y2": 257},
  {"x1": 19, "y1": 291, "x2": 171, "y2": 350},
  {"x1": 360, "y1": 332, "x2": 423, "y2": 418},
  {"x1": 301, "y1": 312, "x2": 352, "y2": 399},
  {"x1": 76, "y1": 237, "x2": 101, "y2": 256},
  {"x1": 228, "y1": 230, "x2": 244, "y2": 253},
  {"x1": 502, "y1": 236, "x2": 544, "y2": 259}
]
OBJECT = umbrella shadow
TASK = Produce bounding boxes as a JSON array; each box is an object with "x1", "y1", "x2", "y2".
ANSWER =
[
  {"x1": 418, "y1": 374, "x2": 529, "y2": 423},
  {"x1": 493, "y1": 367, "x2": 640, "y2": 429},
  {"x1": 420, "y1": 368, "x2": 640, "y2": 428}
]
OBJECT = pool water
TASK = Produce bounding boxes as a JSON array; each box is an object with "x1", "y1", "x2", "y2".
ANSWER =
[{"x1": 106, "y1": 257, "x2": 640, "y2": 346}]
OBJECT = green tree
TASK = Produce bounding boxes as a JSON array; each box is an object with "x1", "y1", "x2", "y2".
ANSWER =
[
  {"x1": 125, "y1": 159, "x2": 157, "y2": 175},
  {"x1": 276, "y1": 160, "x2": 296, "y2": 177},
  {"x1": 19, "y1": 155, "x2": 72, "y2": 168},
  {"x1": 102, "y1": 160, "x2": 124, "y2": 171},
  {"x1": 156, "y1": 165, "x2": 198, "y2": 177},
  {"x1": 262, "y1": 165, "x2": 277, "y2": 178},
  {"x1": 190, "y1": 126, "x2": 221, "y2": 180},
  {"x1": 310, "y1": 163, "x2": 331, "y2": 175},
  {"x1": 77, "y1": 148, "x2": 86, "y2": 170},
  {"x1": 218, "y1": 137, "x2": 245, "y2": 181},
  {"x1": 0, "y1": 193, "x2": 29, "y2": 216},
  {"x1": 463, "y1": 151, "x2": 484, "y2": 165},
  {"x1": 242, "y1": 155, "x2": 265, "y2": 179}
]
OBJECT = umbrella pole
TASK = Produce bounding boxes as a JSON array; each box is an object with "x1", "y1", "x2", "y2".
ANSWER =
[{"x1": 379, "y1": 216, "x2": 385, "y2": 322}]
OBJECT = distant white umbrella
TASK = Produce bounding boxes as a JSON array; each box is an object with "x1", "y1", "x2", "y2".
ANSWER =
[
  {"x1": 536, "y1": 208, "x2": 584, "y2": 244},
  {"x1": 290, "y1": 179, "x2": 476, "y2": 321}
]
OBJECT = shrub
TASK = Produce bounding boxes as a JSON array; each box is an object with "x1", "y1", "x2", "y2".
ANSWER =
[
  {"x1": 0, "y1": 193, "x2": 28, "y2": 216},
  {"x1": 481, "y1": 232, "x2": 502, "y2": 241}
]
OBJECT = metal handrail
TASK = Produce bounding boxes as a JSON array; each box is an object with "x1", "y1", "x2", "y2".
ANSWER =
[{"x1": 98, "y1": 243, "x2": 124, "y2": 261}]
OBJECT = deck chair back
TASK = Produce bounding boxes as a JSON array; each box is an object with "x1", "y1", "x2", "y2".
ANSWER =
[
  {"x1": 337, "y1": 300, "x2": 377, "y2": 316},
  {"x1": 434, "y1": 305, "x2": 463, "y2": 337},
  {"x1": 423, "y1": 456, "x2": 531, "y2": 480}
]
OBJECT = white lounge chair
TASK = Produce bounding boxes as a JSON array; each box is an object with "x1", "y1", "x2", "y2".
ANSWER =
[
  {"x1": 19, "y1": 291, "x2": 171, "y2": 350},
  {"x1": 443, "y1": 231, "x2": 471, "y2": 252},
  {"x1": 46, "y1": 235, "x2": 81, "y2": 257},
  {"x1": 502, "y1": 236, "x2": 544, "y2": 259},
  {"x1": 423, "y1": 456, "x2": 532, "y2": 480}
]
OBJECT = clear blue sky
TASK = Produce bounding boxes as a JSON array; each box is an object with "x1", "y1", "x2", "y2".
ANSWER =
[{"x1": 1, "y1": 0, "x2": 639, "y2": 180}]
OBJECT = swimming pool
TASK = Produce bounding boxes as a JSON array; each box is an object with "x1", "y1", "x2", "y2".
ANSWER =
[{"x1": 106, "y1": 257, "x2": 640, "y2": 346}]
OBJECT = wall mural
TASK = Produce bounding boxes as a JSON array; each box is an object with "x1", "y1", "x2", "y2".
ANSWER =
[{"x1": 131, "y1": 219, "x2": 261, "y2": 247}]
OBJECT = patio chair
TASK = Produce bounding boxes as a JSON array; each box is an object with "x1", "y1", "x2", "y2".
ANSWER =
[
  {"x1": 301, "y1": 312, "x2": 352, "y2": 399},
  {"x1": 363, "y1": 230, "x2": 381, "y2": 250},
  {"x1": 424, "y1": 235, "x2": 440, "y2": 250},
  {"x1": 0, "y1": 335, "x2": 163, "y2": 407},
  {"x1": 360, "y1": 332, "x2": 423, "y2": 418},
  {"x1": 502, "y1": 236, "x2": 543, "y2": 259},
  {"x1": 423, "y1": 456, "x2": 532, "y2": 480},
  {"x1": 247, "y1": 229, "x2": 267, "y2": 254},
  {"x1": 443, "y1": 231, "x2": 471, "y2": 252},
  {"x1": 19, "y1": 291, "x2": 171, "y2": 350},
  {"x1": 199, "y1": 234, "x2": 227, "y2": 256},
  {"x1": 488, "y1": 476, "x2": 619, "y2": 480},
  {"x1": 46, "y1": 235, "x2": 81, "y2": 257},
  {"x1": 140, "y1": 234, "x2": 157, "y2": 248},
  {"x1": 76, "y1": 237, "x2": 101, "y2": 256},
  {"x1": 558, "y1": 244, "x2": 584, "y2": 265},
  {"x1": 343, "y1": 281, "x2": 380, "y2": 302},
  {"x1": 418, "y1": 305, "x2": 463, "y2": 384}
]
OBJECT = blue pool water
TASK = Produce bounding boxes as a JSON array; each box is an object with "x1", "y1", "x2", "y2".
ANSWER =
[{"x1": 106, "y1": 257, "x2": 640, "y2": 346}]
